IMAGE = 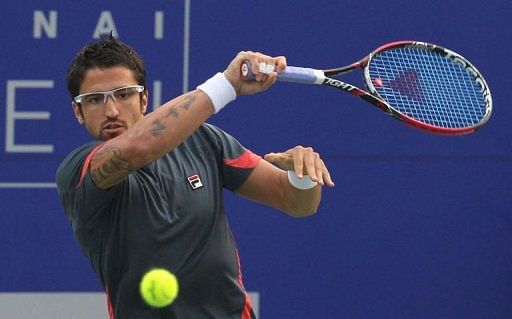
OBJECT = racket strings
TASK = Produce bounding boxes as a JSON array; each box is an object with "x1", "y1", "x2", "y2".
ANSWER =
[{"x1": 368, "y1": 47, "x2": 486, "y2": 128}]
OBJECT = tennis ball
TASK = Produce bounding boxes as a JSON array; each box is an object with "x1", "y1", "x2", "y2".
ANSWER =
[{"x1": 140, "y1": 268, "x2": 179, "y2": 308}]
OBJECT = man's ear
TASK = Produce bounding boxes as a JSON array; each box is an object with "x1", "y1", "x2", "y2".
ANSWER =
[
  {"x1": 72, "y1": 102, "x2": 84, "y2": 124},
  {"x1": 141, "y1": 90, "x2": 149, "y2": 114}
]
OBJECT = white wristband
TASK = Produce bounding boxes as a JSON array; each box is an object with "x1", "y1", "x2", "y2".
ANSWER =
[
  {"x1": 196, "y1": 72, "x2": 236, "y2": 113},
  {"x1": 287, "y1": 171, "x2": 317, "y2": 190}
]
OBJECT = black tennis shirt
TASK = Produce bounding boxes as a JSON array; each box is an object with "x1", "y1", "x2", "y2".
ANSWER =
[{"x1": 56, "y1": 123, "x2": 259, "y2": 319}]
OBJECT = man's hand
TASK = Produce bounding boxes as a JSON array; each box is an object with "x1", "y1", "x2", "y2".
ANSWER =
[
  {"x1": 264, "y1": 146, "x2": 335, "y2": 187},
  {"x1": 223, "y1": 51, "x2": 287, "y2": 96}
]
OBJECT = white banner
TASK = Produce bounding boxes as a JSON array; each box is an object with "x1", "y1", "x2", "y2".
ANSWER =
[{"x1": 0, "y1": 292, "x2": 260, "y2": 318}]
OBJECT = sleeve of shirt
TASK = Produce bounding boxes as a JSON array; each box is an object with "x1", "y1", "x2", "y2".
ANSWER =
[
  {"x1": 55, "y1": 141, "x2": 120, "y2": 235},
  {"x1": 203, "y1": 123, "x2": 261, "y2": 191}
]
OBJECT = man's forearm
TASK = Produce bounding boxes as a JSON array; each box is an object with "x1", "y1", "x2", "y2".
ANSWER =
[
  {"x1": 123, "y1": 90, "x2": 214, "y2": 166},
  {"x1": 90, "y1": 90, "x2": 214, "y2": 189}
]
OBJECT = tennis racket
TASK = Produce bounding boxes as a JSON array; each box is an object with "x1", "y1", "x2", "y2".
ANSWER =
[{"x1": 241, "y1": 41, "x2": 492, "y2": 135}]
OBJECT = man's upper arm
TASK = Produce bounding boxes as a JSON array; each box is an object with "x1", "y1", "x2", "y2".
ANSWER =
[
  {"x1": 89, "y1": 142, "x2": 135, "y2": 189},
  {"x1": 56, "y1": 142, "x2": 118, "y2": 225}
]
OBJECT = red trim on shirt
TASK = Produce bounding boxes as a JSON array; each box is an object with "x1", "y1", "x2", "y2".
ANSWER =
[
  {"x1": 76, "y1": 144, "x2": 104, "y2": 189},
  {"x1": 241, "y1": 293, "x2": 253, "y2": 319},
  {"x1": 106, "y1": 286, "x2": 115, "y2": 319},
  {"x1": 235, "y1": 249, "x2": 253, "y2": 319},
  {"x1": 223, "y1": 150, "x2": 261, "y2": 169}
]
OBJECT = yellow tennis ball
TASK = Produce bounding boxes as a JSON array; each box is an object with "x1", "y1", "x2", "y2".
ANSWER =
[{"x1": 140, "y1": 268, "x2": 179, "y2": 308}]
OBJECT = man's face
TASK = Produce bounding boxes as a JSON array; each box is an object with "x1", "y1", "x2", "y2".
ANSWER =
[{"x1": 72, "y1": 66, "x2": 148, "y2": 141}]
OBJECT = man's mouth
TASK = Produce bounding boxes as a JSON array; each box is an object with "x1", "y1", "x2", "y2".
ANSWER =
[
  {"x1": 100, "y1": 122, "x2": 127, "y2": 140},
  {"x1": 103, "y1": 122, "x2": 124, "y2": 130}
]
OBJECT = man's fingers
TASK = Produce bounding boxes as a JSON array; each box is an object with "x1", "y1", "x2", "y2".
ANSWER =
[
  {"x1": 304, "y1": 149, "x2": 318, "y2": 182},
  {"x1": 292, "y1": 147, "x2": 304, "y2": 178},
  {"x1": 266, "y1": 146, "x2": 335, "y2": 188},
  {"x1": 320, "y1": 159, "x2": 335, "y2": 187},
  {"x1": 263, "y1": 152, "x2": 278, "y2": 162},
  {"x1": 314, "y1": 156, "x2": 324, "y2": 186}
]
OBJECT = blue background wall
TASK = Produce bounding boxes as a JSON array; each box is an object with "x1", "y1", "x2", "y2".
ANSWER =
[{"x1": 1, "y1": 1, "x2": 510, "y2": 318}]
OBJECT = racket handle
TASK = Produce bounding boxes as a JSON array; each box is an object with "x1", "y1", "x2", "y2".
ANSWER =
[{"x1": 241, "y1": 60, "x2": 325, "y2": 85}]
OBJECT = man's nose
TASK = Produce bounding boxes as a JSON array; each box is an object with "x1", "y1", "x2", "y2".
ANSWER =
[{"x1": 104, "y1": 95, "x2": 119, "y2": 118}]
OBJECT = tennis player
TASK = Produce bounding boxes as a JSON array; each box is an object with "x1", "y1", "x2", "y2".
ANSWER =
[{"x1": 56, "y1": 35, "x2": 334, "y2": 319}]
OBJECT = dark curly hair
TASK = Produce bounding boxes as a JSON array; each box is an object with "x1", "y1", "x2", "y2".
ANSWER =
[{"x1": 66, "y1": 33, "x2": 147, "y2": 101}]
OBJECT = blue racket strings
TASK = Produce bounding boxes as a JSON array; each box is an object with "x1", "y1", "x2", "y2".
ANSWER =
[{"x1": 368, "y1": 47, "x2": 487, "y2": 128}]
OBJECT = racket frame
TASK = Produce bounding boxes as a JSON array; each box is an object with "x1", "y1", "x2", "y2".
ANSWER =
[{"x1": 322, "y1": 41, "x2": 492, "y2": 135}]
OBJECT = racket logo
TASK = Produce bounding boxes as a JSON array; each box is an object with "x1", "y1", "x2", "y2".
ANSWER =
[{"x1": 324, "y1": 78, "x2": 355, "y2": 91}]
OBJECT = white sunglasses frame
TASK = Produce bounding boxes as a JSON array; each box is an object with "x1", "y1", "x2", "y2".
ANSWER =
[{"x1": 73, "y1": 85, "x2": 145, "y2": 104}]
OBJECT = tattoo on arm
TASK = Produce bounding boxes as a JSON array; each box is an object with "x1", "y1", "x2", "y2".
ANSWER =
[
  {"x1": 180, "y1": 94, "x2": 196, "y2": 110},
  {"x1": 164, "y1": 91, "x2": 198, "y2": 119},
  {"x1": 150, "y1": 119, "x2": 166, "y2": 136},
  {"x1": 91, "y1": 147, "x2": 134, "y2": 188},
  {"x1": 166, "y1": 107, "x2": 179, "y2": 118}
]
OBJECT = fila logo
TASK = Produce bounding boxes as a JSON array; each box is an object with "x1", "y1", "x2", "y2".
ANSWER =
[{"x1": 187, "y1": 174, "x2": 203, "y2": 190}]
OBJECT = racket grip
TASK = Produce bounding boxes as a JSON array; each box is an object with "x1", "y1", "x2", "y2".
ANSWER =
[{"x1": 241, "y1": 60, "x2": 324, "y2": 85}]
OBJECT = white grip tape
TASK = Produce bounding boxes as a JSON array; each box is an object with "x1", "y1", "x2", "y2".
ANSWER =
[
  {"x1": 287, "y1": 171, "x2": 317, "y2": 190},
  {"x1": 196, "y1": 72, "x2": 236, "y2": 113},
  {"x1": 258, "y1": 62, "x2": 276, "y2": 74}
]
